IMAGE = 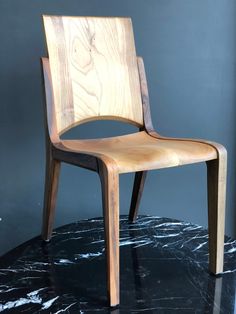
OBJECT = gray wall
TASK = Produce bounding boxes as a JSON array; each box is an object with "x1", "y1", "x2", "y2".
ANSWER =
[{"x1": 0, "y1": 0, "x2": 235, "y2": 256}]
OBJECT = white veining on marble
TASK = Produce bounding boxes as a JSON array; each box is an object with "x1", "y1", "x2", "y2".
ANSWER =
[
  {"x1": 0, "y1": 288, "x2": 45, "y2": 312},
  {"x1": 53, "y1": 302, "x2": 77, "y2": 313},
  {"x1": 75, "y1": 252, "x2": 104, "y2": 259},
  {"x1": 192, "y1": 241, "x2": 208, "y2": 252},
  {"x1": 41, "y1": 296, "x2": 59, "y2": 309},
  {"x1": 0, "y1": 215, "x2": 235, "y2": 312},
  {"x1": 154, "y1": 233, "x2": 180, "y2": 238},
  {"x1": 55, "y1": 259, "x2": 75, "y2": 265}
]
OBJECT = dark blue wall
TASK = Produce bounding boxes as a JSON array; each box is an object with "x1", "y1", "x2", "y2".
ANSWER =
[{"x1": 0, "y1": 0, "x2": 235, "y2": 255}]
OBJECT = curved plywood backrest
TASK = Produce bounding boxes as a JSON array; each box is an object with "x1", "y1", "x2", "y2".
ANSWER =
[{"x1": 43, "y1": 16, "x2": 143, "y2": 135}]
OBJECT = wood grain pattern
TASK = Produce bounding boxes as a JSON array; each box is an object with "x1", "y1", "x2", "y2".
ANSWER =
[
  {"x1": 43, "y1": 16, "x2": 143, "y2": 134},
  {"x1": 41, "y1": 57, "x2": 61, "y2": 241},
  {"x1": 136, "y1": 57, "x2": 227, "y2": 159},
  {"x1": 207, "y1": 147, "x2": 227, "y2": 274},
  {"x1": 98, "y1": 159, "x2": 119, "y2": 306},
  {"x1": 137, "y1": 57, "x2": 155, "y2": 134},
  {"x1": 41, "y1": 16, "x2": 227, "y2": 306},
  {"x1": 59, "y1": 131, "x2": 217, "y2": 173},
  {"x1": 41, "y1": 58, "x2": 59, "y2": 143},
  {"x1": 136, "y1": 57, "x2": 227, "y2": 274}
]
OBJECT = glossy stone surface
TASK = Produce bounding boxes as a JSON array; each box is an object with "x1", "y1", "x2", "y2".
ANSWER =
[{"x1": 0, "y1": 215, "x2": 236, "y2": 313}]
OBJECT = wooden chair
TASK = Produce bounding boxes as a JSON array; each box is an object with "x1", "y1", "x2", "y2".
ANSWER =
[{"x1": 41, "y1": 16, "x2": 227, "y2": 307}]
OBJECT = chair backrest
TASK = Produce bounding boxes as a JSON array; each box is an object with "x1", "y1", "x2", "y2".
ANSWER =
[{"x1": 43, "y1": 16, "x2": 143, "y2": 135}]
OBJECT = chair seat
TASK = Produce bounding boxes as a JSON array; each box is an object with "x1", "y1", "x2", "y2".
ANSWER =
[
  {"x1": 59, "y1": 131, "x2": 217, "y2": 173},
  {"x1": 42, "y1": 16, "x2": 227, "y2": 305}
]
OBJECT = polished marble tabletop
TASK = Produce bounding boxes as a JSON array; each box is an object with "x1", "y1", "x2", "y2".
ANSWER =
[{"x1": 0, "y1": 215, "x2": 236, "y2": 313}]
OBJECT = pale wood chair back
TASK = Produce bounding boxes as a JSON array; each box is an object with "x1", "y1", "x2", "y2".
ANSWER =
[
  {"x1": 41, "y1": 16, "x2": 227, "y2": 308},
  {"x1": 43, "y1": 16, "x2": 143, "y2": 135}
]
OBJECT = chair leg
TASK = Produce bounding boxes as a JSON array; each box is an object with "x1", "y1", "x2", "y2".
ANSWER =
[
  {"x1": 42, "y1": 157, "x2": 61, "y2": 241},
  {"x1": 206, "y1": 154, "x2": 227, "y2": 274},
  {"x1": 129, "y1": 171, "x2": 147, "y2": 223},
  {"x1": 99, "y1": 164, "x2": 119, "y2": 307}
]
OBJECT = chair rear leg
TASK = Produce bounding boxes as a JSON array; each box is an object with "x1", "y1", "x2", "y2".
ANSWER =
[
  {"x1": 206, "y1": 153, "x2": 227, "y2": 274},
  {"x1": 99, "y1": 164, "x2": 119, "y2": 307},
  {"x1": 42, "y1": 157, "x2": 61, "y2": 241},
  {"x1": 129, "y1": 171, "x2": 147, "y2": 222}
]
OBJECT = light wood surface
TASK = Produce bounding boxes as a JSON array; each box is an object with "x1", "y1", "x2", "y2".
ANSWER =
[
  {"x1": 207, "y1": 149, "x2": 227, "y2": 274},
  {"x1": 98, "y1": 159, "x2": 119, "y2": 306},
  {"x1": 136, "y1": 56, "x2": 227, "y2": 275},
  {"x1": 43, "y1": 16, "x2": 143, "y2": 134},
  {"x1": 41, "y1": 16, "x2": 227, "y2": 307},
  {"x1": 58, "y1": 131, "x2": 217, "y2": 173}
]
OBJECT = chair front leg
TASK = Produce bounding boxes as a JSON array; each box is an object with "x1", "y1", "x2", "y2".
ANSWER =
[
  {"x1": 99, "y1": 161, "x2": 119, "y2": 307},
  {"x1": 129, "y1": 171, "x2": 147, "y2": 222},
  {"x1": 42, "y1": 155, "x2": 61, "y2": 241},
  {"x1": 206, "y1": 150, "x2": 227, "y2": 274}
]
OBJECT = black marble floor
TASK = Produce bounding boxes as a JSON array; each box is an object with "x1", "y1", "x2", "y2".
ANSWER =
[{"x1": 0, "y1": 215, "x2": 236, "y2": 313}]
